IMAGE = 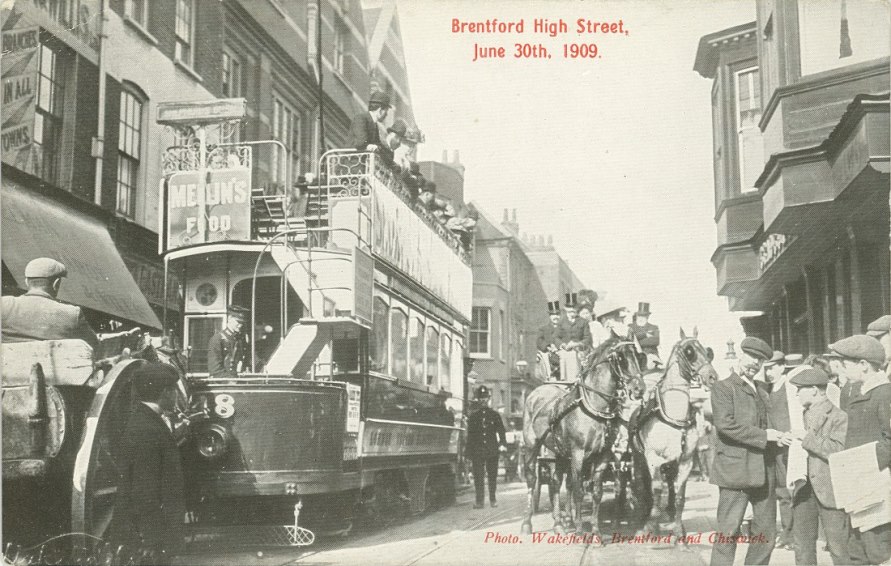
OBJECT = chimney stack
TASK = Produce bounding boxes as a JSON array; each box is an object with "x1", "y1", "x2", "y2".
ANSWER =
[
  {"x1": 442, "y1": 150, "x2": 448, "y2": 163},
  {"x1": 453, "y1": 150, "x2": 460, "y2": 163},
  {"x1": 547, "y1": 235, "x2": 553, "y2": 246}
]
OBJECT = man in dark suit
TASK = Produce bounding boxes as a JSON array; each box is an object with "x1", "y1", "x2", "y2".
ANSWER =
[
  {"x1": 763, "y1": 350, "x2": 795, "y2": 550},
  {"x1": 630, "y1": 302, "x2": 659, "y2": 370},
  {"x1": 207, "y1": 305, "x2": 249, "y2": 379},
  {"x1": 556, "y1": 293, "x2": 592, "y2": 351},
  {"x1": 831, "y1": 335, "x2": 891, "y2": 565},
  {"x1": 536, "y1": 301, "x2": 562, "y2": 380},
  {"x1": 347, "y1": 91, "x2": 391, "y2": 163},
  {"x1": 1, "y1": 257, "x2": 99, "y2": 350},
  {"x1": 466, "y1": 385, "x2": 506, "y2": 509},
  {"x1": 710, "y1": 336, "x2": 791, "y2": 566},
  {"x1": 106, "y1": 363, "x2": 185, "y2": 564}
]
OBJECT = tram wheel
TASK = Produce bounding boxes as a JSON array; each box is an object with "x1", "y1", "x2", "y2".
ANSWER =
[{"x1": 71, "y1": 359, "x2": 145, "y2": 546}]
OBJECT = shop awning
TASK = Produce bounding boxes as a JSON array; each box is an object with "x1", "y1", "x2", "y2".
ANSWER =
[{"x1": 2, "y1": 180, "x2": 162, "y2": 329}]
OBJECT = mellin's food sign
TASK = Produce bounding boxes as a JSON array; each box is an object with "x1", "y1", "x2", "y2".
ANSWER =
[{"x1": 166, "y1": 168, "x2": 251, "y2": 250}]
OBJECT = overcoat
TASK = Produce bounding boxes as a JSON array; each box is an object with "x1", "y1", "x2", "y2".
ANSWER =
[
  {"x1": 841, "y1": 374, "x2": 891, "y2": 468},
  {"x1": 466, "y1": 406, "x2": 506, "y2": 460},
  {"x1": 207, "y1": 328, "x2": 247, "y2": 379},
  {"x1": 536, "y1": 322, "x2": 560, "y2": 352},
  {"x1": 630, "y1": 322, "x2": 660, "y2": 355},
  {"x1": 106, "y1": 403, "x2": 185, "y2": 559},
  {"x1": 0, "y1": 290, "x2": 99, "y2": 349},
  {"x1": 556, "y1": 318, "x2": 592, "y2": 349},
  {"x1": 710, "y1": 371, "x2": 773, "y2": 489}
]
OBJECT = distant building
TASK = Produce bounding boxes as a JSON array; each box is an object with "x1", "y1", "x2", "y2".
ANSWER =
[
  {"x1": 522, "y1": 230, "x2": 597, "y2": 312},
  {"x1": 695, "y1": 2, "x2": 890, "y2": 354}
]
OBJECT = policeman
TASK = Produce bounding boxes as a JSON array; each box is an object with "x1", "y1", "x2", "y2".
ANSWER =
[
  {"x1": 466, "y1": 385, "x2": 506, "y2": 509},
  {"x1": 630, "y1": 302, "x2": 660, "y2": 370},
  {"x1": 207, "y1": 305, "x2": 250, "y2": 379},
  {"x1": 1, "y1": 257, "x2": 99, "y2": 350}
]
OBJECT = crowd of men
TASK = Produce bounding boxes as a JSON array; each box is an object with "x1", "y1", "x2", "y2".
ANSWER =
[
  {"x1": 347, "y1": 90, "x2": 477, "y2": 250},
  {"x1": 536, "y1": 293, "x2": 660, "y2": 381},
  {"x1": 709, "y1": 328, "x2": 891, "y2": 566}
]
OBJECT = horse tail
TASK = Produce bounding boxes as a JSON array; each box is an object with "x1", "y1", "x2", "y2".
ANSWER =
[{"x1": 629, "y1": 430, "x2": 653, "y2": 521}]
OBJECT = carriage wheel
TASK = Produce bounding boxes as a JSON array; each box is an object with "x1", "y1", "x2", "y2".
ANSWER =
[{"x1": 70, "y1": 359, "x2": 145, "y2": 545}]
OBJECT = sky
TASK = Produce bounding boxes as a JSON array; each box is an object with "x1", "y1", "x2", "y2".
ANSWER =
[{"x1": 396, "y1": 0, "x2": 757, "y2": 358}]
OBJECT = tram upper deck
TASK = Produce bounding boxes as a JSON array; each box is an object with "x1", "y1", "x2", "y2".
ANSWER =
[{"x1": 162, "y1": 149, "x2": 473, "y2": 323}]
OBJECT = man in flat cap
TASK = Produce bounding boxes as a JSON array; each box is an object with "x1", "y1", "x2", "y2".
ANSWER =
[
  {"x1": 787, "y1": 368, "x2": 849, "y2": 566},
  {"x1": 1, "y1": 258, "x2": 99, "y2": 350},
  {"x1": 710, "y1": 336, "x2": 792, "y2": 566},
  {"x1": 348, "y1": 91, "x2": 391, "y2": 157},
  {"x1": 830, "y1": 335, "x2": 891, "y2": 565},
  {"x1": 106, "y1": 363, "x2": 185, "y2": 564},
  {"x1": 866, "y1": 314, "x2": 891, "y2": 374},
  {"x1": 207, "y1": 305, "x2": 250, "y2": 380}
]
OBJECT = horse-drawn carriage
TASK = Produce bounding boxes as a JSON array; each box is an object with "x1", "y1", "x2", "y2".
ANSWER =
[{"x1": 521, "y1": 328, "x2": 718, "y2": 545}]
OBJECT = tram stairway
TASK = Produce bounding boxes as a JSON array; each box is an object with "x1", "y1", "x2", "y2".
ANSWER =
[{"x1": 263, "y1": 322, "x2": 328, "y2": 377}]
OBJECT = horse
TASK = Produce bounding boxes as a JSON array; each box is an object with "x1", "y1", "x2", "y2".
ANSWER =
[
  {"x1": 521, "y1": 330, "x2": 643, "y2": 536},
  {"x1": 630, "y1": 328, "x2": 719, "y2": 545}
]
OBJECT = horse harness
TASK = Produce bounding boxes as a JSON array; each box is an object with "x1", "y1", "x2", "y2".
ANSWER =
[{"x1": 532, "y1": 341, "x2": 636, "y2": 458}]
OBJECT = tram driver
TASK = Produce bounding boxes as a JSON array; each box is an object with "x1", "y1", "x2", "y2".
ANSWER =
[{"x1": 207, "y1": 305, "x2": 250, "y2": 379}]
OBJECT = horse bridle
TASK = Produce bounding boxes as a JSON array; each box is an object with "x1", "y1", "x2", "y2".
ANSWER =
[
  {"x1": 655, "y1": 337, "x2": 710, "y2": 428},
  {"x1": 576, "y1": 340, "x2": 640, "y2": 415},
  {"x1": 666, "y1": 337, "x2": 710, "y2": 387}
]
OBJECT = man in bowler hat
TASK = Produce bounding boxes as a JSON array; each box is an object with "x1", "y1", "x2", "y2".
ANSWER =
[
  {"x1": 348, "y1": 91, "x2": 391, "y2": 159},
  {"x1": 106, "y1": 363, "x2": 185, "y2": 563},
  {"x1": 207, "y1": 305, "x2": 250, "y2": 379},
  {"x1": 536, "y1": 301, "x2": 562, "y2": 380},
  {"x1": 710, "y1": 336, "x2": 792, "y2": 566},
  {"x1": 830, "y1": 335, "x2": 891, "y2": 565},
  {"x1": 466, "y1": 385, "x2": 507, "y2": 509}
]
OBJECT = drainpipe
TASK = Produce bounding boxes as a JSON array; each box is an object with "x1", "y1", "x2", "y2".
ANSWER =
[{"x1": 93, "y1": 0, "x2": 108, "y2": 206}]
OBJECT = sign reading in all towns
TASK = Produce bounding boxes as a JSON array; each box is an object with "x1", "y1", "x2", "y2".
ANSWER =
[
  {"x1": 1, "y1": 22, "x2": 39, "y2": 169},
  {"x1": 166, "y1": 168, "x2": 251, "y2": 250}
]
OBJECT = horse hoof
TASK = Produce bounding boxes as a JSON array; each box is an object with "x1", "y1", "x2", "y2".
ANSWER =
[
  {"x1": 553, "y1": 524, "x2": 564, "y2": 534},
  {"x1": 521, "y1": 523, "x2": 532, "y2": 535}
]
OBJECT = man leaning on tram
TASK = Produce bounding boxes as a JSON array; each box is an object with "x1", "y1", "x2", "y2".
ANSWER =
[{"x1": 207, "y1": 305, "x2": 250, "y2": 379}]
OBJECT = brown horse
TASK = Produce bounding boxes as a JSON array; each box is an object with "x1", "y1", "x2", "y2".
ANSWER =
[
  {"x1": 521, "y1": 330, "x2": 643, "y2": 536},
  {"x1": 631, "y1": 328, "x2": 718, "y2": 545}
]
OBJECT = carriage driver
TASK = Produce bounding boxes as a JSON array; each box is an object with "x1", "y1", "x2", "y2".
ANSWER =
[
  {"x1": 1, "y1": 257, "x2": 100, "y2": 350},
  {"x1": 536, "y1": 301, "x2": 562, "y2": 381},
  {"x1": 207, "y1": 305, "x2": 250, "y2": 379}
]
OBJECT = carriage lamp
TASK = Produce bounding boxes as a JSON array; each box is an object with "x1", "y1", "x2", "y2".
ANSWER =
[
  {"x1": 196, "y1": 424, "x2": 230, "y2": 460},
  {"x1": 725, "y1": 339, "x2": 737, "y2": 360}
]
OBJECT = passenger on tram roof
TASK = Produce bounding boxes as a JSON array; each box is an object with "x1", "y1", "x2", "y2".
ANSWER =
[{"x1": 347, "y1": 90, "x2": 391, "y2": 158}]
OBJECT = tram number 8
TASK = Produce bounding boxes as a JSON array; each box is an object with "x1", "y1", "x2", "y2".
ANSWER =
[
  {"x1": 214, "y1": 394, "x2": 235, "y2": 418},
  {"x1": 563, "y1": 43, "x2": 598, "y2": 58}
]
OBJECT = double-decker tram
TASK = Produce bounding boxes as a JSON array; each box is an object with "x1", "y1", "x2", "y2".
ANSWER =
[{"x1": 162, "y1": 140, "x2": 473, "y2": 539}]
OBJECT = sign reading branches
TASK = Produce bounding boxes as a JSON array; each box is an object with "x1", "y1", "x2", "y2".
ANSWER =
[
  {"x1": 166, "y1": 168, "x2": 251, "y2": 250},
  {"x1": 758, "y1": 233, "x2": 795, "y2": 273}
]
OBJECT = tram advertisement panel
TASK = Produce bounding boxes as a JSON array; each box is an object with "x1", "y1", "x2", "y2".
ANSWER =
[
  {"x1": 166, "y1": 168, "x2": 251, "y2": 250},
  {"x1": 372, "y1": 186, "x2": 472, "y2": 318}
]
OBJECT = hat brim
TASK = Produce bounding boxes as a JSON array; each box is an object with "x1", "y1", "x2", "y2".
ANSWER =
[{"x1": 867, "y1": 330, "x2": 885, "y2": 337}]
